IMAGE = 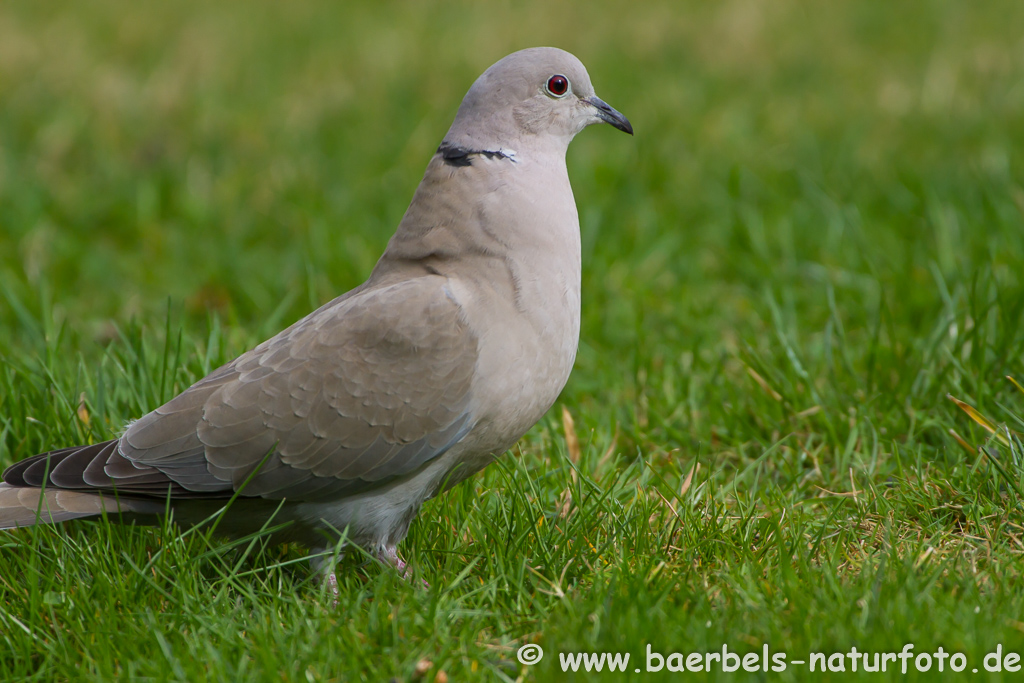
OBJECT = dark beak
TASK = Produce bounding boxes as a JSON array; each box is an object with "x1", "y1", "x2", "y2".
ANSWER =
[{"x1": 587, "y1": 96, "x2": 633, "y2": 135}]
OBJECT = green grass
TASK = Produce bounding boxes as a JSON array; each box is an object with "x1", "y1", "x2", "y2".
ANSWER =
[{"x1": 2, "y1": 0, "x2": 1024, "y2": 680}]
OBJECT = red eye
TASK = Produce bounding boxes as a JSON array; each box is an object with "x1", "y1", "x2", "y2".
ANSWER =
[{"x1": 546, "y1": 74, "x2": 569, "y2": 97}]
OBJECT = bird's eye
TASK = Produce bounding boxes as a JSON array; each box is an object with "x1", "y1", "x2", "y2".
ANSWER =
[{"x1": 546, "y1": 74, "x2": 570, "y2": 97}]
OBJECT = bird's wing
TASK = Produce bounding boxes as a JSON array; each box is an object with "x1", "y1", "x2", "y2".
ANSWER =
[{"x1": 17, "y1": 276, "x2": 479, "y2": 502}]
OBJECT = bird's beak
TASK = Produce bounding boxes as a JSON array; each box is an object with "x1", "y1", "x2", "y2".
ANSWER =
[{"x1": 587, "y1": 96, "x2": 633, "y2": 135}]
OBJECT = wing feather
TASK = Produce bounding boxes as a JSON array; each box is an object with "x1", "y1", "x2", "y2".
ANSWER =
[{"x1": 114, "y1": 276, "x2": 478, "y2": 500}]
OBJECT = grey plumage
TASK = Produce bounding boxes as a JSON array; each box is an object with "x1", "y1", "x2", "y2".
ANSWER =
[{"x1": 0, "y1": 47, "x2": 632, "y2": 573}]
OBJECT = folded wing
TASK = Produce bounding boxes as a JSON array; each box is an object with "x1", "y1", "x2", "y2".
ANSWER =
[{"x1": 5, "y1": 276, "x2": 478, "y2": 503}]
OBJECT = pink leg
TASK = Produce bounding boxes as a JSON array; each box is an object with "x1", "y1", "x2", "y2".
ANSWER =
[
  {"x1": 310, "y1": 551, "x2": 341, "y2": 607},
  {"x1": 378, "y1": 545, "x2": 428, "y2": 587},
  {"x1": 378, "y1": 545, "x2": 408, "y2": 574}
]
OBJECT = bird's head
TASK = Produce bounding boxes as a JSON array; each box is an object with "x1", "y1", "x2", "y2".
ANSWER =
[{"x1": 443, "y1": 47, "x2": 632, "y2": 155}]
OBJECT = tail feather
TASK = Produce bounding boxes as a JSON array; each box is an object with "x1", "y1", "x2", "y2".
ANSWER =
[{"x1": 0, "y1": 483, "x2": 159, "y2": 529}]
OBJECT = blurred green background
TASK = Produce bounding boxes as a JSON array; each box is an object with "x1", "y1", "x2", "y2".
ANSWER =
[
  {"x1": 4, "y1": 0, "x2": 1022, "y2": 344},
  {"x1": 2, "y1": 0, "x2": 1024, "y2": 680}
]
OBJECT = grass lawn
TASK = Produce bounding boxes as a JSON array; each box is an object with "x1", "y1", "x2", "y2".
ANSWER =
[{"x1": 3, "y1": 0, "x2": 1024, "y2": 680}]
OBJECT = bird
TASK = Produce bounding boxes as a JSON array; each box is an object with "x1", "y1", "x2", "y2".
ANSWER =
[{"x1": 0, "y1": 47, "x2": 632, "y2": 582}]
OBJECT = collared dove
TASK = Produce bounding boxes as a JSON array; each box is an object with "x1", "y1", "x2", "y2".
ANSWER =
[{"x1": 0, "y1": 47, "x2": 632, "y2": 578}]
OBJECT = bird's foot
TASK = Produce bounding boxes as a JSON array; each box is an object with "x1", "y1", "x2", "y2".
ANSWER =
[
  {"x1": 310, "y1": 550, "x2": 342, "y2": 607},
  {"x1": 325, "y1": 572, "x2": 339, "y2": 603},
  {"x1": 378, "y1": 545, "x2": 429, "y2": 587}
]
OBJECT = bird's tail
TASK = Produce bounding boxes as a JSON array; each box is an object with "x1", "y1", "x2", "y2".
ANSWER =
[{"x1": 0, "y1": 483, "x2": 151, "y2": 529}]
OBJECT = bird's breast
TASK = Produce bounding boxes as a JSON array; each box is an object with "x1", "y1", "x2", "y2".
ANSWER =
[
  {"x1": 382, "y1": 151, "x2": 583, "y2": 453},
  {"x1": 449, "y1": 199, "x2": 581, "y2": 451}
]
